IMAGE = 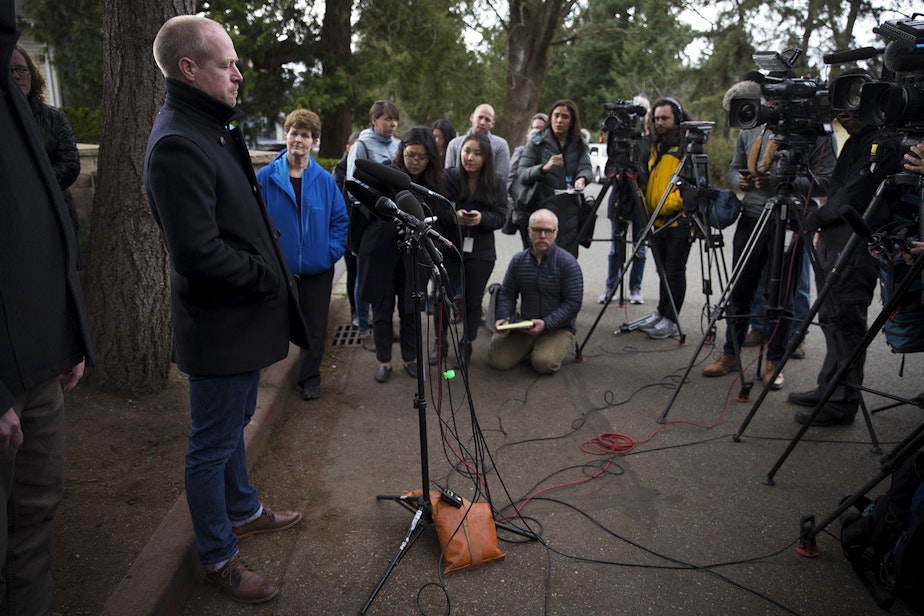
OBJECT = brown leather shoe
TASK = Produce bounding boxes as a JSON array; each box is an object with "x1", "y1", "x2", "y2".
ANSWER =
[
  {"x1": 763, "y1": 361, "x2": 784, "y2": 390},
  {"x1": 233, "y1": 508, "x2": 303, "y2": 541},
  {"x1": 205, "y1": 553, "x2": 279, "y2": 604},
  {"x1": 702, "y1": 354, "x2": 738, "y2": 377}
]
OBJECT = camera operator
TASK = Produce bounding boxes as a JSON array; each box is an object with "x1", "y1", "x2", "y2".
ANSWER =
[
  {"x1": 600, "y1": 95, "x2": 651, "y2": 306},
  {"x1": 788, "y1": 88, "x2": 902, "y2": 426},
  {"x1": 703, "y1": 77, "x2": 836, "y2": 389},
  {"x1": 635, "y1": 97, "x2": 692, "y2": 340}
]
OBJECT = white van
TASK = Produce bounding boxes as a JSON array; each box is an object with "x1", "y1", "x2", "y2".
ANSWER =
[{"x1": 588, "y1": 143, "x2": 606, "y2": 184}]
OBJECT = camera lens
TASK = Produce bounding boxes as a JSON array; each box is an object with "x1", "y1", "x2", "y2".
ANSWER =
[{"x1": 737, "y1": 102, "x2": 758, "y2": 125}]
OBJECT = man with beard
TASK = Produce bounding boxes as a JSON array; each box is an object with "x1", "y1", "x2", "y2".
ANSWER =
[{"x1": 635, "y1": 98, "x2": 692, "y2": 340}]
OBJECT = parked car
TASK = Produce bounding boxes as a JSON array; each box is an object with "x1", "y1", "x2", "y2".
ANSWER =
[{"x1": 588, "y1": 143, "x2": 606, "y2": 184}]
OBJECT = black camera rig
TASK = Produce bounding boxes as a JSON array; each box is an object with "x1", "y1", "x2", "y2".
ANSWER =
[
  {"x1": 728, "y1": 48, "x2": 831, "y2": 146},
  {"x1": 829, "y1": 15, "x2": 924, "y2": 167},
  {"x1": 601, "y1": 100, "x2": 648, "y2": 158}
]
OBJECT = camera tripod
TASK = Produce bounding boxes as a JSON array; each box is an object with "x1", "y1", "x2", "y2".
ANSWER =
[
  {"x1": 737, "y1": 169, "x2": 924, "y2": 484},
  {"x1": 577, "y1": 131, "x2": 725, "y2": 358},
  {"x1": 656, "y1": 139, "x2": 826, "y2": 424}
]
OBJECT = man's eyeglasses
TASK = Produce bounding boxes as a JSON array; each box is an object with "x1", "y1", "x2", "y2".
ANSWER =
[
  {"x1": 835, "y1": 111, "x2": 858, "y2": 120},
  {"x1": 529, "y1": 227, "x2": 557, "y2": 236},
  {"x1": 403, "y1": 152, "x2": 429, "y2": 163},
  {"x1": 10, "y1": 66, "x2": 30, "y2": 77}
]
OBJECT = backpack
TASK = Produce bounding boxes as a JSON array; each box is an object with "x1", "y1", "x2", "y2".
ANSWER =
[{"x1": 840, "y1": 450, "x2": 924, "y2": 612}]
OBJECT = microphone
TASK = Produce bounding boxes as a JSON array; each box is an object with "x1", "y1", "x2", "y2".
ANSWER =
[
  {"x1": 345, "y1": 180, "x2": 383, "y2": 211},
  {"x1": 838, "y1": 205, "x2": 875, "y2": 241},
  {"x1": 356, "y1": 158, "x2": 453, "y2": 205},
  {"x1": 375, "y1": 190, "x2": 455, "y2": 249},
  {"x1": 823, "y1": 46, "x2": 882, "y2": 64},
  {"x1": 352, "y1": 166, "x2": 392, "y2": 194}
]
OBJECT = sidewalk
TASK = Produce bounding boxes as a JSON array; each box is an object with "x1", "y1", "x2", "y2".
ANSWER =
[{"x1": 105, "y1": 216, "x2": 924, "y2": 616}]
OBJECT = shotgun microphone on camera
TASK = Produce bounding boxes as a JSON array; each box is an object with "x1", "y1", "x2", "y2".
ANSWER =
[
  {"x1": 356, "y1": 158, "x2": 453, "y2": 205},
  {"x1": 822, "y1": 46, "x2": 882, "y2": 65}
]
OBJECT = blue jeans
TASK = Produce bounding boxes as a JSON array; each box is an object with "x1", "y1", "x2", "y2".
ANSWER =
[
  {"x1": 605, "y1": 215, "x2": 647, "y2": 292},
  {"x1": 354, "y1": 274, "x2": 371, "y2": 334},
  {"x1": 750, "y1": 250, "x2": 811, "y2": 333},
  {"x1": 186, "y1": 370, "x2": 263, "y2": 567}
]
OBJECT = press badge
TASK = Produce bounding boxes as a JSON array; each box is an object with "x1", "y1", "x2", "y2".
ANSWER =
[{"x1": 463, "y1": 237, "x2": 475, "y2": 253}]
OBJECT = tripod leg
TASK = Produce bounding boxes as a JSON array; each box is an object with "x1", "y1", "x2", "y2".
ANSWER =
[
  {"x1": 757, "y1": 248, "x2": 924, "y2": 485},
  {"x1": 657, "y1": 206, "x2": 776, "y2": 422}
]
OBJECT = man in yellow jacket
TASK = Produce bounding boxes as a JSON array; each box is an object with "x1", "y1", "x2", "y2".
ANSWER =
[{"x1": 636, "y1": 98, "x2": 691, "y2": 340}]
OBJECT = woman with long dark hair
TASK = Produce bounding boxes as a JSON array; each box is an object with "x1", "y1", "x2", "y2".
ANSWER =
[
  {"x1": 439, "y1": 131, "x2": 507, "y2": 368},
  {"x1": 516, "y1": 99, "x2": 592, "y2": 256}
]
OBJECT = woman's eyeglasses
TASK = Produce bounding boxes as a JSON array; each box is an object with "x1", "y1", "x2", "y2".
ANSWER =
[
  {"x1": 10, "y1": 66, "x2": 30, "y2": 77},
  {"x1": 403, "y1": 152, "x2": 429, "y2": 163}
]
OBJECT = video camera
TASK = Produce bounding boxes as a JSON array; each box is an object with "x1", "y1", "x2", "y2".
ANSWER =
[
  {"x1": 601, "y1": 100, "x2": 647, "y2": 145},
  {"x1": 728, "y1": 48, "x2": 831, "y2": 143},
  {"x1": 829, "y1": 16, "x2": 924, "y2": 134}
]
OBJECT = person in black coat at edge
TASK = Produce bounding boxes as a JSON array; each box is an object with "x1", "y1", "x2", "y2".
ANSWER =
[
  {"x1": 144, "y1": 15, "x2": 309, "y2": 604},
  {"x1": 789, "y1": 102, "x2": 901, "y2": 427},
  {"x1": 0, "y1": 5, "x2": 94, "y2": 615}
]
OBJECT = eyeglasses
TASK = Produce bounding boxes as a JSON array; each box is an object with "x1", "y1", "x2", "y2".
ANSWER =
[
  {"x1": 10, "y1": 66, "x2": 30, "y2": 77},
  {"x1": 529, "y1": 227, "x2": 557, "y2": 236},
  {"x1": 835, "y1": 112, "x2": 858, "y2": 120},
  {"x1": 403, "y1": 152, "x2": 429, "y2": 163}
]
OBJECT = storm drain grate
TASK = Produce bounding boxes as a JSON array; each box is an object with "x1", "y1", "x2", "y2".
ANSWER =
[{"x1": 331, "y1": 324, "x2": 365, "y2": 347}]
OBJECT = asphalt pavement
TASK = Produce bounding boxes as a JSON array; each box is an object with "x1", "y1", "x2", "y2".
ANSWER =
[{"x1": 104, "y1": 185, "x2": 924, "y2": 616}]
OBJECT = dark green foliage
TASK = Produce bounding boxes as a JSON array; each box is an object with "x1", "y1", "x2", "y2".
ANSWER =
[
  {"x1": 19, "y1": 0, "x2": 103, "y2": 110},
  {"x1": 62, "y1": 106, "x2": 101, "y2": 144}
]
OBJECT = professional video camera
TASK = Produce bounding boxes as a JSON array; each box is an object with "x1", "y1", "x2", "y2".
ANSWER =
[
  {"x1": 829, "y1": 15, "x2": 924, "y2": 155},
  {"x1": 601, "y1": 100, "x2": 647, "y2": 158},
  {"x1": 728, "y1": 48, "x2": 831, "y2": 143}
]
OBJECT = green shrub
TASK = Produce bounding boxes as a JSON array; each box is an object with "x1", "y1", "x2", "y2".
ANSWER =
[{"x1": 61, "y1": 106, "x2": 101, "y2": 144}]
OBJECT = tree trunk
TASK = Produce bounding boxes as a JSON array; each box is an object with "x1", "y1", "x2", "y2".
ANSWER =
[
  {"x1": 501, "y1": 0, "x2": 570, "y2": 148},
  {"x1": 85, "y1": 0, "x2": 192, "y2": 397},
  {"x1": 318, "y1": 0, "x2": 354, "y2": 159}
]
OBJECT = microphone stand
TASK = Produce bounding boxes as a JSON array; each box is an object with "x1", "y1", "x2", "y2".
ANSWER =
[{"x1": 359, "y1": 217, "x2": 447, "y2": 615}]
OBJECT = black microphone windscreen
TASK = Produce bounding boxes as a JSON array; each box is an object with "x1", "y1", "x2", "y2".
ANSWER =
[
  {"x1": 355, "y1": 158, "x2": 412, "y2": 190},
  {"x1": 395, "y1": 190, "x2": 426, "y2": 220},
  {"x1": 345, "y1": 180, "x2": 382, "y2": 210},
  {"x1": 353, "y1": 167, "x2": 390, "y2": 193},
  {"x1": 396, "y1": 191, "x2": 425, "y2": 220},
  {"x1": 823, "y1": 46, "x2": 880, "y2": 65},
  {"x1": 838, "y1": 205, "x2": 874, "y2": 240}
]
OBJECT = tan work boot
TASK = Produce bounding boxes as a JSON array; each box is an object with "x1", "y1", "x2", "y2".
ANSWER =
[
  {"x1": 205, "y1": 553, "x2": 279, "y2": 603},
  {"x1": 702, "y1": 354, "x2": 738, "y2": 377},
  {"x1": 763, "y1": 360, "x2": 785, "y2": 390}
]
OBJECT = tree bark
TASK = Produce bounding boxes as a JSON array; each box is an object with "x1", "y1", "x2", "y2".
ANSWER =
[
  {"x1": 501, "y1": 0, "x2": 571, "y2": 148},
  {"x1": 85, "y1": 0, "x2": 192, "y2": 397},
  {"x1": 317, "y1": 0, "x2": 354, "y2": 159}
]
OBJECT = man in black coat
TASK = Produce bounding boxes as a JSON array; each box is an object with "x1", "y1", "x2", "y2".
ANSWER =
[
  {"x1": 0, "y1": 4, "x2": 94, "y2": 614},
  {"x1": 144, "y1": 15, "x2": 309, "y2": 604},
  {"x1": 790, "y1": 112, "x2": 901, "y2": 426}
]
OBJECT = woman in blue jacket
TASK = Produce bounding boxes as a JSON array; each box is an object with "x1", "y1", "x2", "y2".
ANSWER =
[{"x1": 258, "y1": 109, "x2": 349, "y2": 400}]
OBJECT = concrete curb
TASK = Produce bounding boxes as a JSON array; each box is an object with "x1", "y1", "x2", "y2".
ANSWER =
[{"x1": 101, "y1": 347, "x2": 300, "y2": 616}]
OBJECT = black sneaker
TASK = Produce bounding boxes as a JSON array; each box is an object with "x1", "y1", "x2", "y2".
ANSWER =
[
  {"x1": 794, "y1": 407, "x2": 855, "y2": 427},
  {"x1": 787, "y1": 388, "x2": 824, "y2": 407}
]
